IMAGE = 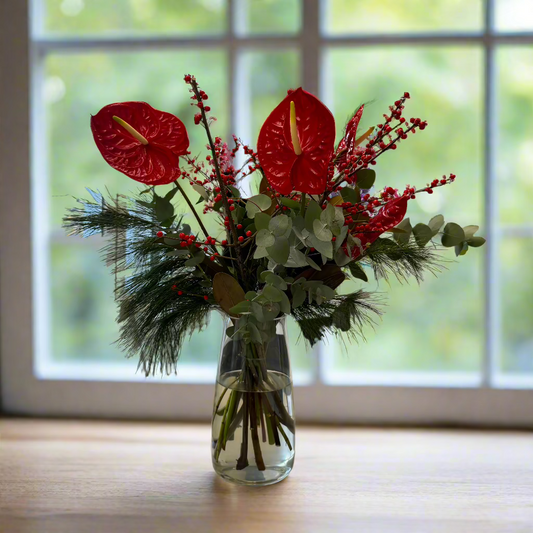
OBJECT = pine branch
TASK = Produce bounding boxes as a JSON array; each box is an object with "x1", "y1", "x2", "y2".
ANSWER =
[
  {"x1": 291, "y1": 291, "x2": 382, "y2": 346},
  {"x1": 116, "y1": 259, "x2": 213, "y2": 376},
  {"x1": 360, "y1": 237, "x2": 443, "y2": 283}
]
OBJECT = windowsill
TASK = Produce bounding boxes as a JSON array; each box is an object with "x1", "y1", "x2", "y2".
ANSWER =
[{"x1": 1, "y1": 418, "x2": 531, "y2": 532}]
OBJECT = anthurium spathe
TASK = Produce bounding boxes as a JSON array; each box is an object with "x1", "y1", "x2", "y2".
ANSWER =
[
  {"x1": 349, "y1": 195, "x2": 410, "y2": 260},
  {"x1": 91, "y1": 101, "x2": 189, "y2": 186},
  {"x1": 257, "y1": 88, "x2": 336, "y2": 195}
]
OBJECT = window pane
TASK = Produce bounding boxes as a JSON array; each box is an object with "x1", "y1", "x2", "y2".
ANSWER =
[
  {"x1": 324, "y1": 0, "x2": 483, "y2": 35},
  {"x1": 323, "y1": 46, "x2": 484, "y2": 381},
  {"x1": 46, "y1": 50, "x2": 228, "y2": 231},
  {"x1": 496, "y1": 0, "x2": 533, "y2": 32},
  {"x1": 235, "y1": 0, "x2": 300, "y2": 35},
  {"x1": 41, "y1": 50, "x2": 227, "y2": 372},
  {"x1": 42, "y1": 0, "x2": 226, "y2": 36},
  {"x1": 497, "y1": 46, "x2": 533, "y2": 225},
  {"x1": 500, "y1": 238, "x2": 533, "y2": 377},
  {"x1": 237, "y1": 49, "x2": 300, "y2": 146}
]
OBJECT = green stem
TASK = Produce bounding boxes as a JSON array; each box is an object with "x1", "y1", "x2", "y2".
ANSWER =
[
  {"x1": 222, "y1": 390, "x2": 239, "y2": 449},
  {"x1": 275, "y1": 417, "x2": 293, "y2": 451},
  {"x1": 236, "y1": 394, "x2": 249, "y2": 470},
  {"x1": 300, "y1": 192, "x2": 307, "y2": 216},
  {"x1": 249, "y1": 393, "x2": 266, "y2": 471},
  {"x1": 173, "y1": 181, "x2": 211, "y2": 243}
]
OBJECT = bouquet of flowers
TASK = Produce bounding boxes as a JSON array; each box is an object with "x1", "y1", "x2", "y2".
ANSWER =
[{"x1": 64, "y1": 75, "x2": 485, "y2": 485}]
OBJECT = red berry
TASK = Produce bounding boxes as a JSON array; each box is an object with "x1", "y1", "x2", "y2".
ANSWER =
[
  {"x1": 238, "y1": 236, "x2": 244, "y2": 243},
  {"x1": 237, "y1": 224, "x2": 243, "y2": 229},
  {"x1": 404, "y1": 92, "x2": 410, "y2": 99},
  {"x1": 204, "y1": 295, "x2": 209, "y2": 301},
  {"x1": 229, "y1": 205, "x2": 235, "y2": 211},
  {"x1": 156, "y1": 231, "x2": 164, "y2": 238},
  {"x1": 246, "y1": 231, "x2": 252, "y2": 237},
  {"x1": 221, "y1": 240, "x2": 228, "y2": 246}
]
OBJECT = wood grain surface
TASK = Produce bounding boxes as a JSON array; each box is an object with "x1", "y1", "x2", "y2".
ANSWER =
[{"x1": 1, "y1": 419, "x2": 532, "y2": 533}]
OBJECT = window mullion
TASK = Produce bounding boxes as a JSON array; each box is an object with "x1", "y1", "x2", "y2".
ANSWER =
[
  {"x1": 482, "y1": 0, "x2": 499, "y2": 388},
  {"x1": 301, "y1": 0, "x2": 320, "y2": 95}
]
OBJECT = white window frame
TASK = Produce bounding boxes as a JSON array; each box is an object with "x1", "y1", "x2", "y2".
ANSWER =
[{"x1": 1, "y1": 0, "x2": 533, "y2": 426}]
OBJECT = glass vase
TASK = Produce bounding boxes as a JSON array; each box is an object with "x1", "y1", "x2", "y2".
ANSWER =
[{"x1": 211, "y1": 316, "x2": 295, "y2": 486}]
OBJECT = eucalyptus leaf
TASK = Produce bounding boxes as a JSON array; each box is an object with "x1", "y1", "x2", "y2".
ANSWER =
[
  {"x1": 441, "y1": 222, "x2": 466, "y2": 247},
  {"x1": 412, "y1": 223, "x2": 434, "y2": 248},
  {"x1": 251, "y1": 301, "x2": 265, "y2": 322},
  {"x1": 463, "y1": 225, "x2": 479, "y2": 240},
  {"x1": 269, "y1": 214, "x2": 291, "y2": 237},
  {"x1": 256, "y1": 228, "x2": 275, "y2": 248},
  {"x1": 255, "y1": 212, "x2": 271, "y2": 232},
  {"x1": 248, "y1": 322, "x2": 263, "y2": 344},
  {"x1": 288, "y1": 247, "x2": 308, "y2": 267},
  {"x1": 308, "y1": 235, "x2": 333, "y2": 258},
  {"x1": 228, "y1": 300, "x2": 251, "y2": 315},
  {"x1": 313, "y1": 219, "x2": 333, "y2": 242},
  {"x1": 318, "y1": 284, "x2": 336, "y2": 300},
  {"x1": 306, "y1": 255, "x2": 322, "y2": 271},
  {"x1": 266, "y1": 236, "x2": 290, "y2": 264},
  {"x1": 393, "y1": 218, "x2": 412, "y2": 244},
  {"x1": 334, "y1": 247, "x2": 352, "y2": 266},
  {"x1": 265, "y1": 273, "x2": 288, "y2": 290},
  {"x1": 468, "y1": 236, "x2": 486, "y2": 247},
  {"x1": 262, "y1": 301, "x2": 281, "y2": 320},
  {"x1": 245, "y1": 194, "x2": 272, "y2": 218},
  {"x1": 253, "y1": 246, "x2": 269, "y2": 259},
  {"x1": 280, "y1": 197, "x2": 301, "y2": 209},
  {"x1": 166, "y1": 249, "x2": 189, "y2": 257},
  {"x1": 184, "y1": 251, "x2": 206, "y2": 267},
  {"x1": 278, "y1": 290, "x2": 291, "y2": 314},
  {"x1": 428, "y1": 214, "x2": 445, "y2": 235},
  {"x1": 335, "y1": 225, "x2": 349, "y2": 251},
  {"x1": 292, "y1": 285, "x2": 306, "y2": 308},
  {"x1": 455, "y1": 242, "x2": 469, "y2": 256},
  {"x1": 321, "y1": 203, "x2": 336, "y2": 226},
  {"x1": 305, "y1": 200, "x2": 322, "y2": 232}
]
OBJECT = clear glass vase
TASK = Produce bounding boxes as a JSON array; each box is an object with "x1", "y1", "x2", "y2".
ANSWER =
[{"x1": 211, "y1": 316, "x2": 295, "y2": 486}]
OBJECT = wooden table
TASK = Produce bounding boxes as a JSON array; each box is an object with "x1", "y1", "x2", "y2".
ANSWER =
[{"x1": 0, "y1": 419, "x2": 532, "y2": 532}]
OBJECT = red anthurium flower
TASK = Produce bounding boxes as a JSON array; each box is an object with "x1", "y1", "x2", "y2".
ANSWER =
[
  {"x1": 91, "y1": 101, "x2": 189, "y2": 186},
  {"x1": 336, "y1": 104, "x2": 364, "y2": 164},
  {"x1": 335, "y1": 104, "x2": 375, "y2": 167},
  {"x1": 347, "y1": 195, "x2": 409, "y2": 260},
  {"x1": 257, "y1": 88, "x2": 336, "y2": 195}
]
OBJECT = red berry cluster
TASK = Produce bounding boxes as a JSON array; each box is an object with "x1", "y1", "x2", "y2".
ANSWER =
[{"x1": 325, "y1": 93, "x2": 428, "y2": 196}]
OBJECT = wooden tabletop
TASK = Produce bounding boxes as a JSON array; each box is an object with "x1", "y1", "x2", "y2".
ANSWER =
[{"x1": 0, "y1": 419, "x2": 532, "y2": 533}]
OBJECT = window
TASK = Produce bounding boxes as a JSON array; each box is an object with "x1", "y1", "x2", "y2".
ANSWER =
[{"x1": 1, "y1": 0, "x2": 532, "y2": 425}]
